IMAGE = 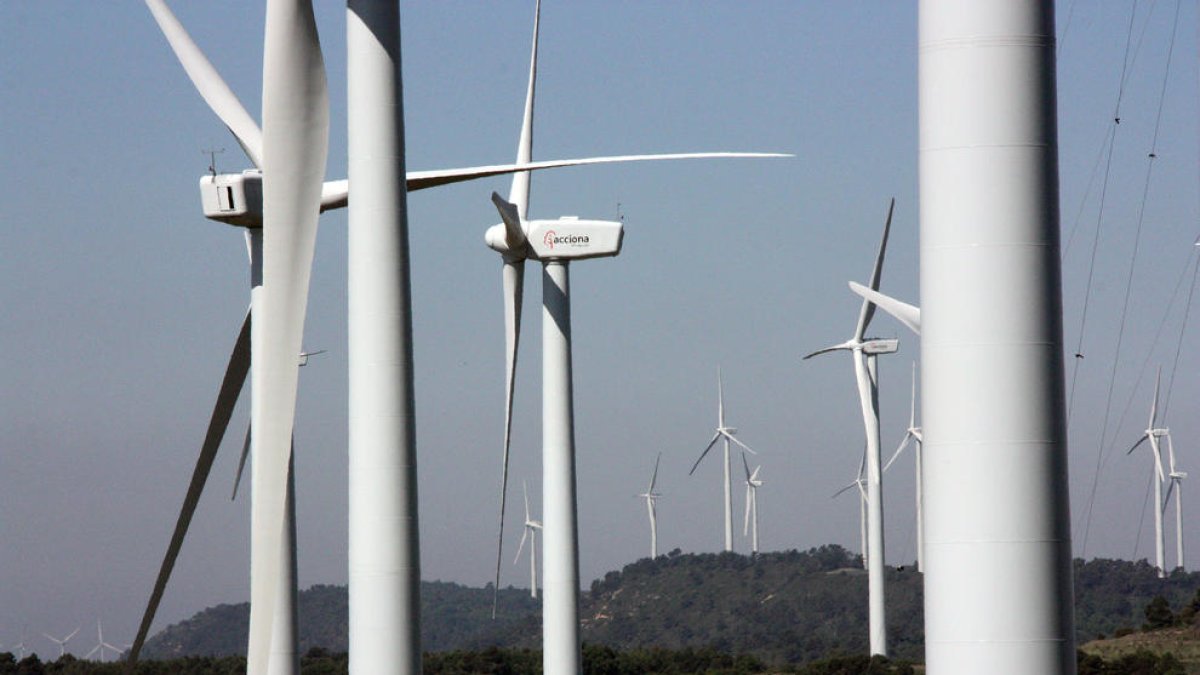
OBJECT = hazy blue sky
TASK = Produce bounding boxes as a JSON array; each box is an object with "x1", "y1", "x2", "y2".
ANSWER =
[{"x1": 1, "y1": 1, "x2": 1197, "y2": 658}]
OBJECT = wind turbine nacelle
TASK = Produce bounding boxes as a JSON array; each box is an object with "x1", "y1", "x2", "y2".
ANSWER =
[
  {"x1": 527, "y1": 217, "x2": 623, "y2": 260},
  {"x1": 862, "y1": 338, "x2": 899, "y2": 355},
  {"x1": 200, "y1": 171, "x2": 263, "y2": 228}
]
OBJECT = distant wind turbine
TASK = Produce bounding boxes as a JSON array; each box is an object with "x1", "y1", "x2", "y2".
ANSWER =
[
  {"x1": 514, "y1": 481, "x2": 542, "y2": 599},
  {"x1": 883, "y1": 362, "x2": 923, "y2": 572},
  {"x1": 638, "y1": 453, "x2": 663, "y2": 559},
  {"x1": 741, "y1": 453, "x2": 763, "y2": 555},
  {"x1": 42, "y1": 627, "x2": 80, "y2": 658},
  {"x1": 1162, "y1": 432, "x2": 1187, "y2": 571},
  {"x1": 804, "y1": 198, "x2": 899, "y2": 656},
  {"x1": 1127, "y1": 368, "x2": 1170, "y2": 578},
  {"x1": 833, "y1": 449, "x2": 870, "y2": 569},
  {"x1": 689, "y1": 368, "x2": 759, "y2": 552},
  {"x1": 85, "y1": 620, "x2": 121, "y2": 662}
]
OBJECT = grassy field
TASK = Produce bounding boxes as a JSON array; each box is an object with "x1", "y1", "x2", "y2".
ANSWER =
[{"x1": 1081, "y1": 626, "x2": 1200, "y2": 674}]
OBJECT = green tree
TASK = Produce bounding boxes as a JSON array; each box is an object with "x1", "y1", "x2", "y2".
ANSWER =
[{"x1": 1143, "y1": 595, "x2": 1174, "y2": 631}]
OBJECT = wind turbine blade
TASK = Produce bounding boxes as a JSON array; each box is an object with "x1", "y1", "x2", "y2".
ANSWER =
[
  {"x1": 248, "y1": 1, "x2": 329, "y2": 671},
  {"x1": 717, "y1": 367, "x2": 725, "y2": 427},
  {"x1": 849, "y1": 281, "x2": 921, "y2": 335},
  {"x1": 909, "y1": 361, "x2": 918, "y2": 427},
  {"x1": 649, "y1": 452, "x2": 661, "y2": 493},
  {"x1": 492, "y1": 259, "x2": 524, "y2": 618},
  {"x1": 231, "y1": 423, "x2": 251, "y2": 500},
  {"x1": 508, "y1": 0, "x2": 540, "y2": 219},
  {"x1": 802, "y1": 340, "x2": 854, "y2": 360},
  {"x1": 66, "y1": 627, "x2": 80, "y2": 642},
  {"x1": 1163, "y1": 479, "x2": 1176, "y2": 509},
  {"x1": 1166, "y1": 433, "x2": 1177, "y2": 474},
  {"x1": 741, "y1": 451, "x2": 752, "y2": 481},
  {"x1": 492, "y1": 193, "x2": 528, "y2": 250},
  {"x1": 723, "y1": 431, "x2": 758, "y2": 456},
  {"x1": 523, "y1": 480, "x2": 531, "y2": 523},
  {"x1": 1151, "y1": 366, "x2": 1162, "y2": 427},
  {"x1": 405, "y1": 152, "x2": 791, "y2": 192},
  {"x1": 744, "y1": 484, "x2": 752, "y2": 536},
  {"x1": 1128, "y1": 435, "x2": 1148, "y2": 455},
  {"x1": 130, "y1": 312, "x2": 250, "y2": 663},
  {"x1": 831, "y1": 481, "x2": 859, "y2": 499},
  {"x1": 689, "y1": 432, "x2": 722, "y2": 475},
  {"x1": 144, "y1": 0, "x2": 264, "y2": 168},
  {"x1": 883, "y1": 434, "x2": 913, "y2": 474},
  {"x1": 514, "y1": 527, "x2": 529, "y2": 565},
  {"x1": 319, "y1": 151, "x2": 792, "y2": 211},
  {"x1": 855, "y1": 197, "x2": 895, "y2": 340}
]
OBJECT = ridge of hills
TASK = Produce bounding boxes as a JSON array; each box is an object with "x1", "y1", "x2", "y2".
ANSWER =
[{"x1": 140, "y1": 546, "x2": 1200, "y2": 666}]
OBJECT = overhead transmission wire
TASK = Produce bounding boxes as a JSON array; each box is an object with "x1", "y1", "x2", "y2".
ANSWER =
[
  {"x1": 1066, "y1": 1, "x2": 1141, "y2": 431},
  {"x1": 1101, "y1": 246, "x2": 1199, "y2": 478},
  {"x1": 1079, "y1": 0, "x2": 1182, "y2": 557},
  {"x1": 1132, "y1": 468, "x2": 1155, "y2": 561},
  {"x1": 1161, "y1": 248, "x2": 1199, "y2": 418}
]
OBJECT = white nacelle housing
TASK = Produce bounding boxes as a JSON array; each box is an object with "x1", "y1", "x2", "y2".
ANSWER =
[
  {"x1": 200, "y1": 171, "x2": 263, "y2": 228},
  {"x1": 527, "y1": 216, "x2": 623, "y2": 260},
  {"x1": 862, "y1": 338, "x2": 899, "y2": 355}
]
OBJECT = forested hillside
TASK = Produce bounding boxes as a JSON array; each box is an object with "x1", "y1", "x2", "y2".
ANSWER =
[{"x1": 138, "y1": 547, "x2": 1200, "y2": 667}]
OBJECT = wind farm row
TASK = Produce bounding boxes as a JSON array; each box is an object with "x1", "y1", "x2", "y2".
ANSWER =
[{"x1": 3, "y1": 1, "x2": 1198, "y2": 673}]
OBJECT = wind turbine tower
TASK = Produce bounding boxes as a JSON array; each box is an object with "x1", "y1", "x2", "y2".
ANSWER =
[
  {"x1": 689, "y1": 369, "x2": 759, "y2": 552},
  {"x1": 883, "y1": 363, "x2": 924, "y2": 572},
  {"x1": 1127, "y1": 369, "x2": 1170, "y2": 578},
  {"x1": 918, "y1": 1, "x2": 1076, "y2": 671},
  {"x1": 832, "y1": 450, "x2": 869, "y2": 569},
  {"x1": 804, "y1": 199, "x2": 898, "y2": 656},
  {"x1": 1163, "y1": 433, "x2": 1186, "y2": 571},
  {"x1": 639, "y1": 453, "x2": 663, "y2": 559},
  {"x1": 514, "y1": 481, "x2": 543, "y2": 598},
  {"x1": 345, "y1": 0, "x2": 420, "y2": 672},
  {"x1": 742, "y1": 454, "x2": 763, "y2": 555}
]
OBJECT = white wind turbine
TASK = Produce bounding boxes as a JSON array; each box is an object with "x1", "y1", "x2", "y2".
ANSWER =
[
  {"x1": 1127, "y1": 368, "x2": 1170, "y2": 578},
  {"x1": 638, "y1": 453, "x2": 664, "y2": 560},
  {"x1": 143, "y1": 3, "x2": 780, "y2": 670},
  {"x1": 832, "y1": 449, "x2": 870, "y2": 569},
  {"x1": 42, "y1": 627, "x2": 80, "y2": 659},
  {"x1": 480, "y1": 4, "x2": 784, "y2": 672},
  {"x1": 688, "y1": 369, "x2": 760, "y2": 552},
  {"x1": 882, "y1": 362, "x2": 923, "y2": 572},
  {"x1": 804, "y1": 199, "x2": 898, "y2": 656},
  {"x1": 741, "y1": 454, "x2": 763, "y2": 555},
  {"x1": 1163, "y1": 433, "x2": 1187, "y2": 571},
  {"x1": 514, "y1": 481, "x2": 543, "y2": 599},
  {"x1": 85, "y1": 621, "x2": 122, "y2": 662}
]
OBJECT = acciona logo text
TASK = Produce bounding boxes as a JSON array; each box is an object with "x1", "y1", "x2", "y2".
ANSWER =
[{"x1": 542, "y1": 230, "x2": 590, "y2": 250}]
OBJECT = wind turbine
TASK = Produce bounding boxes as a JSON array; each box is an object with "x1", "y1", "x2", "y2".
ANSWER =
[
  {"x1": 1127, "y1": 368, "x2": 1169, "y2": 578},
  {"x1": 140, "y1": 2, "x2": 760, "y2": 670},
  {"x1": 638, "y1": 453, "x2": 663, "y2": 560},
  {"x1": 514, "y1": 481, "x2": 543, "y2": 598},
  {"x1": 688, "y1": 369, "x2": 760, "y2": 552},
  {"x1": 479, "y1": 4, "x2": 784, "y2": 671},
  {"x1": 742, "y1": 453, "x2": 763, "y2": 555},
  {"x1": 832, "y1": 449, "x2": 870, "y2": 569},
  {"x1": 883, "y1": 362, "x2": 924, "y2": 572},
  {"x1": 42, "y1": 627, "x2": 80, "y2": 659},
  {"x1": 85, "y1": 620, "x2": 122, "y2": 662},
  {"x1": 12, "y1": 629, "x2": 26, "y2": 660},
  {"x1": 1163, "y1": 433, "x2": 1187, "y2": 571},
  {"x1": 804, "y1": 198, "x2": 897, "y2": 656}
]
